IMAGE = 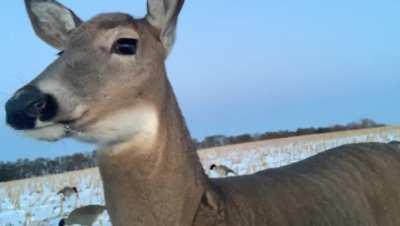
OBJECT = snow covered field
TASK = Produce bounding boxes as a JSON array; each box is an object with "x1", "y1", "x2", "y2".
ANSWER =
[
  {"x1": 1, "y1": 126, "x2": 399, "y2": 225},
  {"x1": 200, "y1": 126, "x2": 400, "y2": 176},
  {"x1": 0, "y1": 168, "x2": 107, "y2": 225}
]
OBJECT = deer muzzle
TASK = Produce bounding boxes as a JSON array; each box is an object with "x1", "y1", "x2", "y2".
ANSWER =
[{"x1": 5, "y1": 85, "x2": 58, "y2": 130}]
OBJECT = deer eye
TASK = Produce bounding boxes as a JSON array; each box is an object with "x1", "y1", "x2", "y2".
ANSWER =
[{"x1": 113, "y1": 38, "x2": 137, "y2": 55}]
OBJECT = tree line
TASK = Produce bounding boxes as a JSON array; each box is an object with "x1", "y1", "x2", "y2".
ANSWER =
[
  {"x1": 0, "y1": 152, "x2": 96, "y2": 182},
  {"x1": 0, "y1": 118, "x2": 384, "y2": 182},
  {"x1": 193, "y1": 118, "x2": 385, "y2": 149}
]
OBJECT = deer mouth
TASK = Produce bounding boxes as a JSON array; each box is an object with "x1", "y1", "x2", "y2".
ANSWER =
[
  {"x1": 58, "y1": 104, "x2": 89, "y2": 123},
  {"x1": 22, "y1": 107, "x2": 90, "y2": 142},
  {"x1": 57, "y1": 108, "x2": 96, "y2": 140},
  {"x1": 24, "y1": 122, "x2": 67, "y2": 142}
]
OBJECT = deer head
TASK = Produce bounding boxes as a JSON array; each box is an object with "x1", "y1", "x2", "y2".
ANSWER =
[{"x1": 5, "y1": 0, "x2": 184, "y2": 148}]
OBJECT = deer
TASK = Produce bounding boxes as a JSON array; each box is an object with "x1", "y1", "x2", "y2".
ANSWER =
[{"x1": 5, "y1": 0, "x2": 400, "y2": 225}]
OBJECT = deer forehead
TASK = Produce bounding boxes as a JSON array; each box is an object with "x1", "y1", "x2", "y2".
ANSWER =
[{"x1": 68, "y1": 13, "x2": 140, "y2": 46}]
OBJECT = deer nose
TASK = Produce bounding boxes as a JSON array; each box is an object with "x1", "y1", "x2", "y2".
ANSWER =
[{"x1": 5, "y1": 86, "x2": 58, "y2": 130}]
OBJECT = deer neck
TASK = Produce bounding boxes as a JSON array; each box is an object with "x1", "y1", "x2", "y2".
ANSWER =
[{"x1": 97, "y1": 82, "x2": 208, "y2": 226}]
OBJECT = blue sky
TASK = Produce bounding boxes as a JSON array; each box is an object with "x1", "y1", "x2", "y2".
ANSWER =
[{"x1": 0, "y1": 1, "x2": 399, "y2": 161}]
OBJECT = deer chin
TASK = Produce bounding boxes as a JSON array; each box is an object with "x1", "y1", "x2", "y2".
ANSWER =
[
  {"x1": 24, "y1": 122, "x2": 67, "y2": 142},
  {"x1": 69, "y1": 105, "x2": 159, "y2": 150}
]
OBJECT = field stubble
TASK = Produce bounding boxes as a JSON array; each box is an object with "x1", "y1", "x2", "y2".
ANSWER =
[{"x1": 1, "y1": 126, "x2": 399, "y2": 225}]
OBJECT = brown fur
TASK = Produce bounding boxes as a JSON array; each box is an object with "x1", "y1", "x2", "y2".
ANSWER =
[
  {"x1": 12, "y1": 1, "x2": 400, "y2": 225},
  {"x1": 99, "y1": 99, "x2": 400, "y2": 226},
  {"x1": 197, "y1": 143, "x2": 400, "y2": 226}
]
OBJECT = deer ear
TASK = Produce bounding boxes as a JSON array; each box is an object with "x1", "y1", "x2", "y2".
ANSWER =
[
  {"x1": 25, "y1": 0, "x2": 82, "y2": 50},
  {"x1": 145, "y1": 0, "x2": 184, "y2": 54}
]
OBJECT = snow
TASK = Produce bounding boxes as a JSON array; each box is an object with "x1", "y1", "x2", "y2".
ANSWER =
[
  {"x1": 199, "y1": 126, "x2": 400, "y2": 176},
  {"x1": 1, "y1": 126, "x2": 399, "y2": 225},
  {"x1": 0, "y1": 169, "x2": 109, "y2": 225}
]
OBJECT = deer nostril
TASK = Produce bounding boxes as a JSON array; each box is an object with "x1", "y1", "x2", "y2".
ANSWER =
[
  {"x1": 39, "y1": 94, "x2": 58, "y2": 121},
  {"x1": 34, "y1": 100, "x2": 46, "y2": 111},
  {"x1": 24, "y1": 95, "x2": 58, "y2": 121},
  {"x1": 25, "y1": 99, "x2": 47, "y2": 118}
]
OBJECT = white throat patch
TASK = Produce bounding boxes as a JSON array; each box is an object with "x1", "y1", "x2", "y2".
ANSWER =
[{"x1": 75, "y1": 105, "x2": 159, "y2": 148}]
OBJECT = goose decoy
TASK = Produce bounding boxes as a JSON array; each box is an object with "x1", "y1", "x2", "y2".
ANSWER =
[
  {"x1": 59, "y1": 205, "x2": 106, "y2": 226},
  {"x1": 210, "y1": 164, "x2": 238, "y2": 176},
  {"x1": 57, "y1": 186, "x2": 79, "y2": 199}
]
